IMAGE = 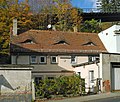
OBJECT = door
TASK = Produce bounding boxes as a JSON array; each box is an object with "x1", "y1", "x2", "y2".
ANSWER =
[
  {"x1": 111, "y1": 64, "x2": 120, "y2": 91},
  {"x1": 114, "y1": 68, "x2": 120, "y2": 90}
]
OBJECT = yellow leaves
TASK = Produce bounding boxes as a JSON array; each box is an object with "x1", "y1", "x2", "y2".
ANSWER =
[
  {"x1": 0, "y1": 0, "x2": 33, "y2": 54},
  {"x1": 70, "y1": 8, "x2": 82, "y2": 25}
]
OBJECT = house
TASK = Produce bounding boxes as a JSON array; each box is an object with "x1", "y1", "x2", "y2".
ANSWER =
[
  {"x1": 99, "y1": 25, "x2": 120, "y2": 53},
  {"x1": 98, "y1": 25, "x2": 120, "y2": 92},
  {"x1": 73, "y1": 25, "x2": 120, "y2": 93},
  {"x1": 10, "y1": 28, "x2": 107, "y2": 94}
]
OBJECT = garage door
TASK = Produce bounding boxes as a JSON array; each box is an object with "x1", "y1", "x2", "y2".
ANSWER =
[
  {"x1": 112, "y1": 64, "x2": 120, "y2": 91},
  {"x1": 114, "y1": 68, "x2": 120, "y2": 90}
]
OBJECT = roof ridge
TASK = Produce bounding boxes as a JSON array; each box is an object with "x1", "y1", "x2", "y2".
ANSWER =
[{"x1": 28, "y1": 29, "x2": 97, "y2": 35}]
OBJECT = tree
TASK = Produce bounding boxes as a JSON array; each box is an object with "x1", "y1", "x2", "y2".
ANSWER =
[
  {"x1": 0, "y1": 0, "x2": 33, "y2": 55},
  {"x1": 47, "y1": 0, "x2": 82, "y2": 31},
  {"x1": 80, "y1": 19, "x2": 102, "y2": 33},
  {"x1": 98, "y1": 0, "x2": 120, "y2": 12},
  {"x1": 29, "y1": 0, "x2": 83, "y2": 31}
]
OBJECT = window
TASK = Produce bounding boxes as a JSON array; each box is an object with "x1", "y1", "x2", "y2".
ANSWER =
[
  {"x1": 21, "y1": 39, "x2": 34, "y2": 44},
  {"x1": 54, "y1": 40, "x2": 69, "y2": 45},
  {"x1": 82, "y1": 41, "x2": 96, "y2": 46},
  {"x1": 39, "y1": 56, "x2": 46, "y2": 64},
  {"x1": 89, "y1": 70, "x2": 94, "y2": 83},
  {"x1": 47, "y1": 77, "x2": 54, "y2": 80},
  {"x1": 88, "y1": 56, "x2": 99, "y2": 62},
  {"x1": 30, "y1": 55, "x2": 37, "y2": 64},
  {"x1": 78, "y1": 72, "x2": 81, "y2": 78},
  {"x1": 71, "y1": 56, "x2": 76, "y2": 64},
  {"x1": 51, "y1": 56, "x2": 57, "y2": 63},
  {"x1": 35, "y1": 77, "x2": 42, "y2": 85}
]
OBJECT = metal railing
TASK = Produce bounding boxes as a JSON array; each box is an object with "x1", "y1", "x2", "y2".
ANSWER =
[{"x1": 82, "y1": 8, "x2": 120, "y2": 13}]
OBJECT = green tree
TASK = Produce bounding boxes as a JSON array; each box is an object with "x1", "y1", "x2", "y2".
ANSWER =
[
  {"x1": 30, "y1": 0, "x2": 83, "y2": 31},
  {"x1": 80, "y1": 19, "x2": 102, "y2": 33},
  {"x1": 99, "y1": 0, "x2": 120, "y2": 12},
  {"x1": 35, "y1": 75, "x2": 84, "y2": 99},
  {"x1": 47, "y1": 0, "x2": 82, "y2": 31}
]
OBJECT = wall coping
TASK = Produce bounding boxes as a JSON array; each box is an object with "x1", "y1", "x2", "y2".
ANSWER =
[{"x1": 0, "y1": 64, "x2": 33, "y2": 70}]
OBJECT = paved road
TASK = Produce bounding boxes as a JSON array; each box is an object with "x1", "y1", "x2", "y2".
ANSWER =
[
  {"x1": 88, "y1": 97, "x2": 120, "y2": 102},
  {"x1": 47, "y1": 93, "x2": 120, "y2": 102}
]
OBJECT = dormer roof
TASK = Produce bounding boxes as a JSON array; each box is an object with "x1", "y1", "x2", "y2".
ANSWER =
[{"x1": 11, "y1": 30, "x2": 107, "y2": 54}]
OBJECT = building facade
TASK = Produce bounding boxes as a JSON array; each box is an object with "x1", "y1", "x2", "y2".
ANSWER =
[{"x1": 10, "y1": 30, "x2": 107, "y2": 94}]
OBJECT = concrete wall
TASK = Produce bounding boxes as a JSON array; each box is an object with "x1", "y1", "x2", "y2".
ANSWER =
[
  {"x1": 100, "y1": 53, "x2": 120, "y2": 92},
  {"x1": 0, "y1": 65, "x2": 32, "y2": 100},
  {"x1": 11, "y1": 55, "x2": 29, "y2": 64}
]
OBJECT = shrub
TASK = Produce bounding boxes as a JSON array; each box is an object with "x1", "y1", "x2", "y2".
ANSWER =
[{"x1": 35, "y1": 75, "x2": 85, "y2": 99}]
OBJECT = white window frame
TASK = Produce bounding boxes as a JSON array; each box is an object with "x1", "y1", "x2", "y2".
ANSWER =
[
  {"x1": 39, "y1": 56, "x2": 46, "y2": 64},
  {"x1": 88, "y1": 56, "x2": 99, "y2": 62},
  {"x1": 30, "y1": 55, "x2": 37, "y2": 64},
  {"x1": 51, "y1": 56, "x2": 58, "y2": 64},
  {"x1": 89, "y1": 70, "x2": 94, "y2": 83},
  {"x1": 71, "y1": 56, "x2": 77, "y2": 64}
]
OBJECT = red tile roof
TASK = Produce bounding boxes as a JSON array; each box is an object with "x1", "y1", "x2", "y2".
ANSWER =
[{"x1": 11, "y1": 30, "x2": 107, "y2": 54}]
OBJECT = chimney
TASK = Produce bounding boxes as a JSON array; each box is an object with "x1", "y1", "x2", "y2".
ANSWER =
[
  {"x1": 52, "y1": 25, "x2": 56, "y2": 31},
  {"x1": 73, "y1": 26, "x2": 78, "y2": 32},
  {"x1": 13, "y1": 18, "x2": 17, "y2": 36}
]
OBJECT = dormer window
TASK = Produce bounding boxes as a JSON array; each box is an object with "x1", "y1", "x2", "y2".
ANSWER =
[
  {"x1": 54, "y1": 40, "x2": 69, "y2": 45},
  {"x1": 82, "y1": 41, "x2": 96, "y2": 46},
  {"x1": 21, "y1": 39, "x2": 34, "y2": 44}
]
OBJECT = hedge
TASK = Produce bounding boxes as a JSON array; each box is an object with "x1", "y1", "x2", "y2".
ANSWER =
[{"x1": 35, "y1": 75, "x2": 85, "y2": 99}]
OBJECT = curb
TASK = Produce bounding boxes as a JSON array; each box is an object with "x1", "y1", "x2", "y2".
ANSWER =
[{"x1": 47, "y1": 92, "x2": 120, "y2": 102}]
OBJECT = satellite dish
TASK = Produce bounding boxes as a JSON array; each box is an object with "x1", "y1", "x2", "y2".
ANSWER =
[{"x1": 47, "y1": 24, "x2": 52, "y2": 29}]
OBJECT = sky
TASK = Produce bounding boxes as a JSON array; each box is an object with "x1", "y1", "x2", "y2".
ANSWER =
[{"x1": 71, "y1": 0, "x2": 97, "y2": 9}]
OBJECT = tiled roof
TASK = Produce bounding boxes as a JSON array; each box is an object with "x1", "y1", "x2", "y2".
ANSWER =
[{"x1": 11, "y1": 30, "x2": 107, "y2": 54}]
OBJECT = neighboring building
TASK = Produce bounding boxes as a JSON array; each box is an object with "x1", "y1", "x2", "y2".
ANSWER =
[
  {"x1": 99, "y1": 25, "x2": 120, "y2": 53},
  {"x1": 10, "y1": 29, "x2": 107, "y2": 94},
  {"x1": 97, "y1": 25, "x2": 120, "y2": 92},
  {"x1": 100, "y1": 53, "x2": 120, "y2": 92}
]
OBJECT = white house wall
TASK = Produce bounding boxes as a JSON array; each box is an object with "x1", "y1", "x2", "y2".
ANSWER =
[
  {"x1": 74, "y1": 63, "x2": 99, "y2": 93},
  {"x1": 98, "y1": 25, "x2": 117, "y2": 53},
  {"x1": 58, "y1": 56, "x2": 88, "y2": 71},
  {"x1": 99, "y1": 25, "x2": 120, "y2": 53},
  {"x1": 58, "y1": 56, "x2": 73, "y2": 71},
  {"x1": 116, "y1": 36, "x2": 120, "y2": 52}
]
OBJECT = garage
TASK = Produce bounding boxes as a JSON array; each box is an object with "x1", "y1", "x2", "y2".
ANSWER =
[
  {"x1": 111, "y1": 63, "x2": 120, "y2": 91},
  {"x1": 101, "y1": 53, "x2": 120, "y2": 92}
]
